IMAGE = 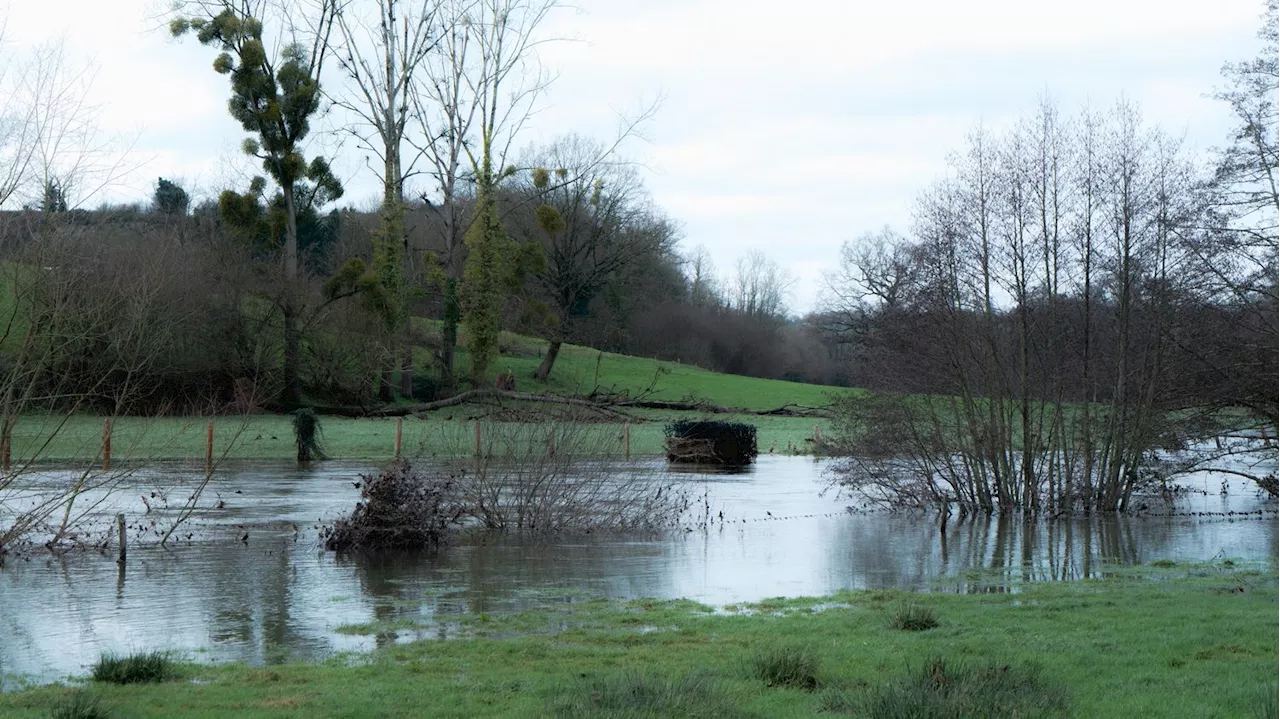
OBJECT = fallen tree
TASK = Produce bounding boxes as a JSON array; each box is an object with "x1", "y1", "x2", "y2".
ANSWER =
[{"x1": 301, "y1": 390, "x2": 833, "y2": 419}]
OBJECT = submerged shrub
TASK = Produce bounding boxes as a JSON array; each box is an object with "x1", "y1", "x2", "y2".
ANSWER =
[
  {"x1": 664, "y1": 420, "x2": 758, "y2": 465},
  {"x1": 889, "y1": 604, "x2": 939, "y2": 631},
  {"x1": 833, "y1": 657, "x2": 1069, "y2": 718},
  {"x1": 90, "y1": 651, "x2": 177, "y2": 685},
  {"x1": 550, "y1": 672, "x2": 750, "y2": 718},
  {"x1": 47, "y1": 690, "x2": 111, "y2": 719},
  {"x1": 751, "y1": 646, "x2": 820, "y2": 690},
  {"x1": 324, "y1": 459, "x2": 465, "y2": 551}
]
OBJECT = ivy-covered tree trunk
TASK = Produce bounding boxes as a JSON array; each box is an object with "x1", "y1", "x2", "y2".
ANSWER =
[
  {"x1": 462, "y1": 192, "x2": 507, "y2": 387},
  {"x1": 281, "y1": 183, "x2": 303, "y2": 407}
]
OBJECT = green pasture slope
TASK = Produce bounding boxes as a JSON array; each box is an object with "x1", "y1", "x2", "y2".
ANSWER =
[
  {"x1": 8, "y1": 330, "x2": 849, "y2": 462},
  {"x1": 2, "y1": 563, "x2": 1275, "y2": 718}
]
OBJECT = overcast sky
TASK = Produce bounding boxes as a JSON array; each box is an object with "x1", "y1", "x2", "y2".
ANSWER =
[{"x1": 1, "y1": 0, "x2": 1269, "y2": 311}]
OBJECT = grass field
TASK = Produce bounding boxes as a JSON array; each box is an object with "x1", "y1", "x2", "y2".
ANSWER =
[
  {"x1": 3, "y1": 563, "x2": 1274, "y2": 718},
  {"x1": 9, "y1": 324, "x2": 846, "y2": 461},
  {"x1": 7, "y1": 411, "x2": 831, "y2": 462}
]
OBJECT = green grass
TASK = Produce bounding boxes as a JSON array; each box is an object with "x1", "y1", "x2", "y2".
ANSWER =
[
  {"x1": 1, "y1": 564, "x2": 1274, "y2": 718},
  {"x1": 414, "y1": 319, "x2": 851, "y2": 411},
  {"x1": 90, "y1": 651, "x2": 179, "y2": 685},
  {"x1": 8, "y1": 411, "x2": 828, "y2": 462},
  {"x1": 888, "y1": 603, "x2": 940, "y2": 631},
  {"x1": 46, "y1": 691, "x2": 112, "y2": 719},
  {"x1": 750, "y1": 646, "x2": 820, "y2": 690}
]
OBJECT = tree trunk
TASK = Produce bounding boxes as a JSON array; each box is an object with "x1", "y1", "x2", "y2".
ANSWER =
[
  {"x1": 439, "y1": 277, "x2": 459, "y2": 385},
  {"x1": 400, "y1": 336, "x2": 414, "y2": 397},
  {"x1": 282, "y1": 300, "x2": 302, "y2": 407},
  {"x1": 379, "y1": 367, "x2": 395, "y2": 402},
  {"x1": 535, "y1": 340, "x2": 562, "y2": 381},
  {"x1": 280, "y1": 182, "x2": 301, "y2": 407}
]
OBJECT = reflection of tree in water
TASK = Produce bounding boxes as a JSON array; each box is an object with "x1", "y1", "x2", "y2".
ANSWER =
[
  {"x1": 338, "y1": 532, "x2": 679, "y2": 647},
  {"x1": 819, "y1": 511, "x2": 1190, "y2": 593},
  {"x1": 204, "y1": 538, "x2": 321, "y2": 664}
]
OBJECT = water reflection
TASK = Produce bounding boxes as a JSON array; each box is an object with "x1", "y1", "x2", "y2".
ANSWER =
[{"x1": 0, "y1": 456, "x2": 1274, "y2": 684}]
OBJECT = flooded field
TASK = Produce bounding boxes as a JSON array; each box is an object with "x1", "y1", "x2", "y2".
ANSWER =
[{"x1": 1, "y1": 455, "x2": 1275, "y2": 684}]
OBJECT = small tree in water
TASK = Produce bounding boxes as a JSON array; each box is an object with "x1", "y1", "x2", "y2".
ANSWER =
[{"x1": 293, "y1": 408, "x2": 326, "y2": 462}]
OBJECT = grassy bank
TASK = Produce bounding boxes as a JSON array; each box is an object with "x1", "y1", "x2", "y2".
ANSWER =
[
  {"x1": 8, "y1": 411, "x2": 830, "y2": 462},
  {"x1": 3, "y1": 563, "x2": 1274, "y2": 717}
]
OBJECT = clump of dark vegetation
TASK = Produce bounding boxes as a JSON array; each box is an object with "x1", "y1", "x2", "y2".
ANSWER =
[
  {"x1": 47, "y1": 690, "x2": 111, "y2": 719},
  {"x1": 550, "y1": 672, "x2": 752, "y2": 719},
  {"x1": 751, "y1": 646, "x2": 820, "y2": 690},
  {"x1": 821, "y1": 657, "x2": 1069, "y2": 718},
  {"x1": 90, "y1": 651, "x2": 178, "y2": 685},
  {"x1": 1252, "y1": 683, "x2": 1279, "y2": 719},
  {"x1": 889, "y1": 604, "x2": 939, "y2": 631},
  {"x1": 1151, "y1": 559, "x2": 1178, "y2": 568},
  {"x1": 293, "y1": 408, "x2": 327, "y2": 462},
  {"x1": 323, "y1": 459, "x2": 465, "y2": 551},
  {"x1": 664, "y1": 420, "x2": 758, "y2": 465}
]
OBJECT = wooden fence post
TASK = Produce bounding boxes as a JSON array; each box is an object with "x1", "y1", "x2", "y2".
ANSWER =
[
  {"x1": 624, "y1": 424, "x2": 631, "y2": 459},
  {"x1": 473, "y1": 422, "x2": 482, "y2": 458},
  {"x1": 116, "y1": 513, "x2": 126, "y2": 565},
  {"x1": 1, "y1": 430, "x2": 9, "y2": 474},
  {"x1": 206, "y1": 421, "x2": 215, "y2": 475},
  {"x1": 395, "y1": 418, "x2": 404, "y2": 458},
  {"x1": 102, "y1": 420, "x2": 112, "y2": 471},
  {"x1": 548, "y1": 427, "x2": 556, "y2": 457}
]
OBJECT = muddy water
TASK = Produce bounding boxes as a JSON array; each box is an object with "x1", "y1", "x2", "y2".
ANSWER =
[{"x1": 1, "y1": 456, "x2": 1275, "y2": 684}]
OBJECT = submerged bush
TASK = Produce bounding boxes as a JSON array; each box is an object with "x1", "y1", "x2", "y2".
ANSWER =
[
  {"x1": 455, "y1": 423, "x2": 687, "y2": 534},
  {"x1": 889, "y1": 604, "x2": 939, "y2": 631},
  {"x1": 824, "y1": 657, "x2": 1069, "y2": 718},
  {"x1": 90, "y1": 651, "x2": 177, "y2": 685},
  {"x1": 324, "y1": 459, "x2": 465, "y2": 551},
  {"x1": 751, "y1": 646, "x2": 820, "y2": 690},
  {"x1": 47, "y1": 690, "x2": 111, "y2": 719},
  {"x1": 664, "y1": 420, "x2": 758, "y2": 465},
  {"x1": 550, "y1": 672, "x2": 751, "y2": 719}
]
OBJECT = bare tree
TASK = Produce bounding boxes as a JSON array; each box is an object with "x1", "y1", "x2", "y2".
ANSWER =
[
  {"x1": 731, "y1": 250, "x2": 793, "y2": 319},
  {"x1": 330, "y1": 0, "x2": 442, "y2": 398},
  {"x1": 409, "y1": 0, "x2": 559, "y2": 384}
]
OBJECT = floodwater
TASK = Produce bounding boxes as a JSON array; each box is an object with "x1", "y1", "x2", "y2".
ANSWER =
[{"x1": 1, "y1": 455, "x2": 1275, "y2": 685}]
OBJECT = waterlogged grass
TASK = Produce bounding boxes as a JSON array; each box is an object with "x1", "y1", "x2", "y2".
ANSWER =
[
  {"x1": 1, "y1": 564, "x2": 1274, "y2": 718},
  {"x1": 8, "y1": 412, "x2": 828, "y2": 461},
  {"x1": 90, "y1": 651, "x2": 179, "y2": 685}
]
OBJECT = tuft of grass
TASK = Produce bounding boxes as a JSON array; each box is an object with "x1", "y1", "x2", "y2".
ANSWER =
[
  {"x1": 47, "y1": 690, "x2": 111, "y2": 719},
  {"x1": 1150, "y1": 559, "x2": 1178, "y2": 568},
  {"x1": 90, "y1": 651, "x2": 178, "y2": 685},
  {"x1": 750, "y1": 646, "x2": 820, "y2": 691},
  {"x1": 889, "y1": 603, "x2": 939, "y2": 631},
  {"x1": 550, "y1": 672, "x2": 752, "y2": 718},
  {"x1": 1254, "y1": 680, "x2": 1274, "y2": 711},
  {"x1": 826, "y1": 657, "x2": 1069, "y2": 718}
]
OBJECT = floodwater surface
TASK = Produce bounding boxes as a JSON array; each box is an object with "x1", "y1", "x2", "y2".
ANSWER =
[{"x1": 1, "y1": 455, "x2": 1275, "y2": 684}]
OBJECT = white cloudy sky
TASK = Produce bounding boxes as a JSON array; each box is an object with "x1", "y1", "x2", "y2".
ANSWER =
[{"x1": 1, "y1": 0, "x2": 1269, "y2": 311}]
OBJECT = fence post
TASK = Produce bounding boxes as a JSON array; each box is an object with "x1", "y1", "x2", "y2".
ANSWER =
[
  {"x1": 624, "y1": 424, "x2": 631, "y2": 459},
  {"x1": 395, "y1": 417, "x2": 404, "y2": 458},
  {"x1": 473, "y1": 422, "x2": 482, "y2": 458},
  {"x1": 548, "y1": 427, "x2": 556, "y2": 457},
  {"x1": 1, "y1": 430, "x2": 9, "y2": 474},
  {"x1": 206, "y1": 420, "x2": 215, "y2": 475},
  {"x1": 102, "y1": 420, "x2": 112, "y2": 471},
  {"x1": 116, "y1": 513, "x2": 126, "y2": 565}
]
